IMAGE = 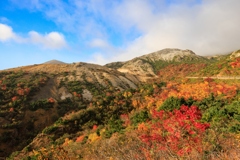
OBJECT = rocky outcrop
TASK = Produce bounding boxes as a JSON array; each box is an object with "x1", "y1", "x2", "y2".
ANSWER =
[
  {"x1": 230, "y1": 50, "x2": 240, "y2": 59},
  {"x1": 112, "y1": 48, "x2": 204, "y2": 81}
]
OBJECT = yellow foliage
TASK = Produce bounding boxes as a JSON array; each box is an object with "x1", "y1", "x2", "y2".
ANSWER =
[
  {"x1": 63, "y1": 138, "x2": 73, "y2": 146},
  {"x1": 32, "y1": 149, "x2": 39, "y2": 156},
  {"x1": 88, "y1": 133, "x2": 100, "y2": 142},
  {"x1": 138, "y1": 122, "x2": 148, "y2": 132},
  {"x1": 100, "y1": 128, "x2": 106, "y2": 136},
  {"x1": 123, "y1": 91, "x2": 132, "y2": 98}
]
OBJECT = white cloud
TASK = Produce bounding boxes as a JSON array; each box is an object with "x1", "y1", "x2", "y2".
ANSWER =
[
  {"x1": 90, "y1": 52, "x2": 108, "y2": 65},
  {"x1": 9, "y1": 0, "x2": 240, "y2": 64},
  {"x1": 0, "y1": 23, "x2": 16, "y2": 42},
  {"x1": 29, "y1": 31, "x2": 67, "y2": 49},
  {"x1": 0, "y1": 23, "x2": 67, "y2": 49},
  {"x1": 105, "y1": 0, "x2": 240, "y2": 63},
  {"x1": 88, "y1": 38, "x2": 109, "y2": 48}
]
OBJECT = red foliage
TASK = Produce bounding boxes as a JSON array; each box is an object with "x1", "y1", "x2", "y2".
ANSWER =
[
  {"x1": 120, "y1": 114, "x2": 131, "y2": 126},
  {"x1": 1, "y1": 84, "x2": 7, "y2": 90},
  {"x1": 9, "y1": 107, "x2": 14, "y2": 112},
  {"x1": 204, "y1": 77, "x2": 214, "y2": 83},
  {"x1": 139, "y1": 105, "x2": 210, "y2": 157},
  {"x1": 17, "y1": 87, "x2": 30, "y2": 96},
  {"x1": 48, "y1": 97, "x2": 55, "y2": 103},
  {"x1": 11, "y1": 96, "x2": 18, "y2": 101},
  {"x1": 17, "y1": 83, "x2": 23, "y2": 87},
  {"x1": 106, "y1": 92, "x2": 112, "y2": 96},
  {"x1": 24, "y1": 88, "x2": 30, "y2": 95},
  {"x1": 230, "y1": 58, "x2": 240, "y2": 68},
  {"x1": 92, "y1": 125, "x2": 98, "y2": 131},
  {"x1": 17, "y1": 89, "x2": 25, "y2": 95}
]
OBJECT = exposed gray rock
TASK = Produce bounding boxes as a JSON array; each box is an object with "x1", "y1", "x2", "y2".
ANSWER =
[
  {"x1": 230, "y1": 50, "x2": 240, "y2": 59},
  {"x1": 82, "y1": 89, "x2": 93, "y2": 101},
  {"x1": 58, "y1": 87, "x2": 73, "y2": 100},
  {"x1": 115, "y1": 48, "x2": 202, "y2": 81}
]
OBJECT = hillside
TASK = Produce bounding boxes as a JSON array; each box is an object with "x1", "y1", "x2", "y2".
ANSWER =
[
  {"x1": 0, "y1": 62, "x2": 141, "y2": 158},
  {"x1": 106, "y1": 48, "x2": 211, "y2": 81},
  {"x1": 1, "y1": 48, "x2": 240, "y2": 159}
]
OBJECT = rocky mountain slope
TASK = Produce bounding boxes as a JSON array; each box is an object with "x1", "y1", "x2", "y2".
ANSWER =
[
  {"x1": 7, "y1": 62, "x2": 141, "y2": 90},
  {"x1": 1, "y1": 48, "x2": 240, "y2": 159},
  {"x1": 0, "y1": 62, "x2": 141, "y2": 158},
  {"x1": 106, "y1": 48, "x2": 210, "y2": 81}
]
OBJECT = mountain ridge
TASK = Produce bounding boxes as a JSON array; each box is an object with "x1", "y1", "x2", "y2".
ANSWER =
[{"x1": 107, "y1": 48, "x2": 210, "y2": 81}]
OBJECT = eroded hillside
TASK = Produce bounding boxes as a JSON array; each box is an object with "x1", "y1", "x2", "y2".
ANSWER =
[
  {"x1": 0, "y1": 62, "x2": 141, "y2": 158},
  {"x1": 106, "y1": 48, "x2": 211, "y2": 81},
  {"x1": 1, "y1": 48, "x2": 240, "y2": 159}
]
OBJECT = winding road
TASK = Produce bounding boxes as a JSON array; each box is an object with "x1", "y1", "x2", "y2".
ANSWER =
[{"x1": 186, "y1": 76, "x2": 240, "y2": 80}]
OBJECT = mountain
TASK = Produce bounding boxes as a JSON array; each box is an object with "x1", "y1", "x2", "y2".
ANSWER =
[
  {"x1": 0, "y1": 62, "x2": 141, "y2": 158},
  {"x1": 43, "y1": 60, "x2": 66, "y2": 64},
  {"x1": 1, "y1": 48, "x2": 240, "y2": 159},
  {"x1": 106, "y1": 48, "x2": 210, "y2": 81}
]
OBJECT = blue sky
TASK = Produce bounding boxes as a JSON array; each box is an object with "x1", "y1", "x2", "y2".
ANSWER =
[{"x1": 0, "y1": 0, "x2": 240, "y2": 70}]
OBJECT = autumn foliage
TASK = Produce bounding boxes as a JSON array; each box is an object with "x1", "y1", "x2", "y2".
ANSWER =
[
  {"x1": 136, "y1": 80, "x2": 239, "y2": 110},
  {"x1": 230, "y1": 57, "x2": 240, "y2": 68},
  {"x1": 139, "y1": 105, "x2": 210, "y2": 158}
]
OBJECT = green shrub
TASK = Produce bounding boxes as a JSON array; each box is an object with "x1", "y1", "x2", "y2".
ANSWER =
[
  {"x1": 28, "y1": 99, "x2": 53, "y2": 111},
  {"x1": 42, "y1": 125, "x2": 58, "y2": 134},
  {"x1": 131, "y1": 110, "x2": 149, "y2": 126},
  {"x1": 104, "y1": 116, "x2": 124, "y2": 138},
  {"x1": 160, "y1": 96, "x2": 186, "y2": 111}
]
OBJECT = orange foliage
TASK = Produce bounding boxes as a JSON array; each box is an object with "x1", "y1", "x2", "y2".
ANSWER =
[
  {"x1": 73, "y1": 92, "x2": 81, "y2": 98},
  {"x1": 48, "y1": 97, "x2": 55, "y2": 103},
  {"x1": 137, "y1": 81, "x2": 238, "y2": 110},
  {"x1": 138, "y1": 122, "x2": 148, "y2": 132},
  {"x1": 76, "y1": 135, "x2": 85, "y2": 143}
]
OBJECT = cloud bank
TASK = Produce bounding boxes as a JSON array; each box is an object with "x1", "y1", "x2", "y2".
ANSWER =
[
  {"x1": 8, "y1": 0, "x2": 240, "y2": 64},
  {"x1": 0, "y1": 23, "x2": 67, "y2": 49}
]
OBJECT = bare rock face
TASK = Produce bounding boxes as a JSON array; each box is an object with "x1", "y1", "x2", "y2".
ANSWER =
[
  {"x1": 58, "y1": 87, "x2": 73, "y2": 100},
  {"x1": 115, "y1": 48, "x2": 199, "y2": 81},
  {"x1": 82, "y1": 89, "x2": 93, "y2": 101},
  {"x1": 140, "y1": 48, "x2": 196, "y2": 61},
  {"x1": 230, "y1": 50, "x2": 240, "y2": 59}
]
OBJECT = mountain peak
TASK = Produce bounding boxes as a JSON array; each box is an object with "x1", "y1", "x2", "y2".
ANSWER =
[
  {"x1": 113, "y1": 48, "x2": 204, "y2": 81},
  {"x1": 43, "y1": 60, "x2": 66, "y2": 64},
  {"x1": 141, "y1": 48, "x2": 196, "y2": 61}
]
